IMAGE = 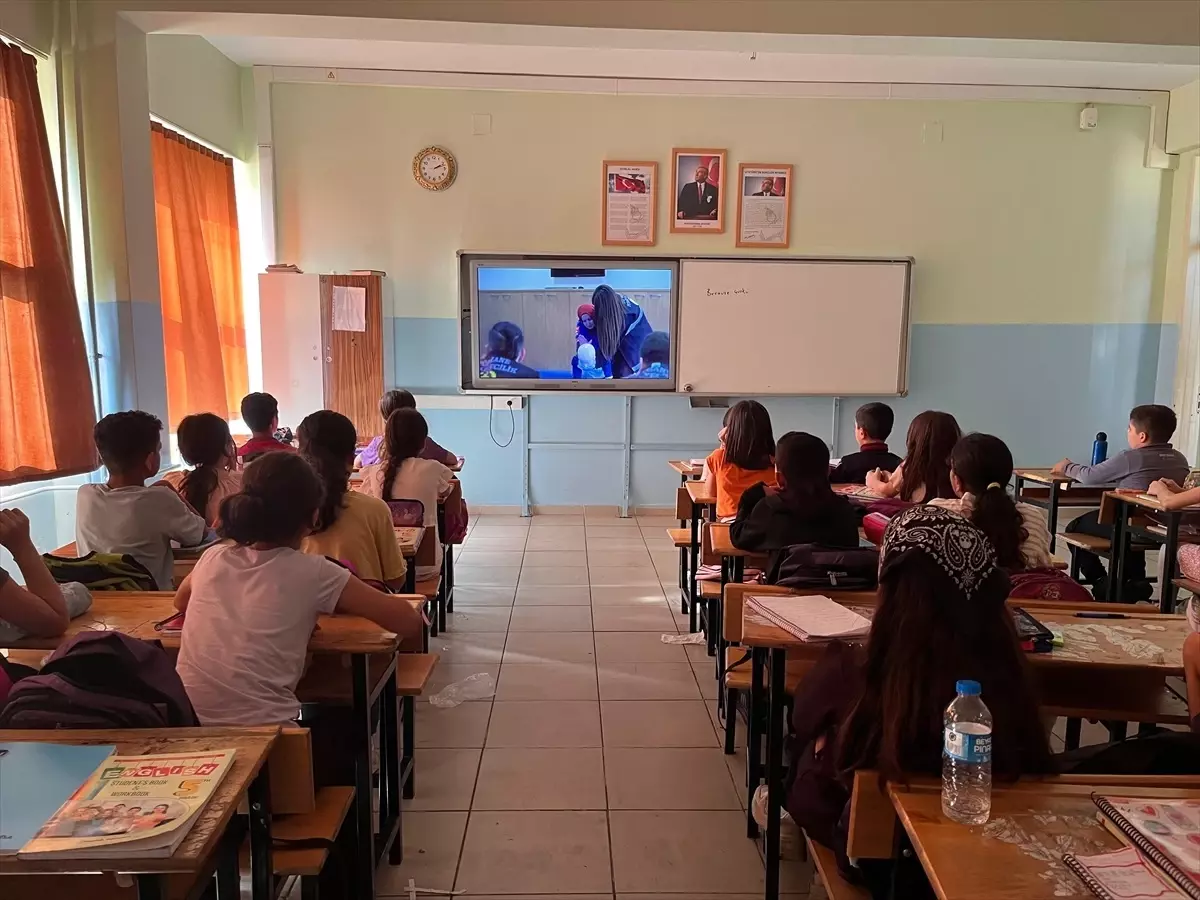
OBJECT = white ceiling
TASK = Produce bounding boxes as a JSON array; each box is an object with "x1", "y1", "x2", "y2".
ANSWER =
[{"x1": 130, "y1": 13, "x2": 1200, "y2": 91}]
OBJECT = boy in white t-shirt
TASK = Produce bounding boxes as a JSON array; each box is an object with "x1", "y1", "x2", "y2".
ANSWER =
[{"x1": 175, "y1": 451, "x2": 423, "y2": 726}]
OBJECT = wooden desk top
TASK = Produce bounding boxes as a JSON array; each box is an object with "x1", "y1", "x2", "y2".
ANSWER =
[
  {"x1": 135, "y1": 608, "x2": 400, "y2": 655},
  {"x1": 708, "y1": 523, "x2": 742, "y2": 557},
  {"x1": 832, "y1": 484, "x2": 887, "y2": 501},
  {"x1": 1012, "y1": 468, "x2": 1074, "y2": 485},
  {"x1": 669, "y1": 460, "x2": 703, "y2": 477},
  {"x1": 394, "y1": 525, "x2": 424, "y2": 557},
  {"x1": 0, "y1": 727, "x2": 279, "y2": 876},
  {"x1": 888, "y1": 777, "x2": 1200, "y2": 900},
  {"x1": 4, "y1": 592, "x2": 177, "y2": 651},
  {"x1": 685, "y1": 480, "x2": 717, "y2": 506}
]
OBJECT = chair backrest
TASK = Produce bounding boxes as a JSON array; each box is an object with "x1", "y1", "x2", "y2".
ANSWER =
[
  {"x1": 847, "y1": 770, "x2": 897, "y2": 860},
  {"x1": 387, "y1": 499, "x2": 425, "y2": 527},
  {"x1": 675, "y1": 485, "x2": 691, "y2": 520}
]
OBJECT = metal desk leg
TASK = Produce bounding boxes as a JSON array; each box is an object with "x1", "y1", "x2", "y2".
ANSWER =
[
  {"x1": 1047, "y1": 482, "x2": 1061, "y2": 554},
  {"x1": 401, "y1": 694, "x2": 416, "y2": 802},
  {"x1": 247, "y1": 761, "x2": 274, "y2": 900},
  {"x1": 689, "y1": 502, "x2": 700, "y2": 636},
  {"x1": 764, "y1": 648, "x2": 787, "y2": 900},
  {"x1": 379, "y1": 659, "x2": 402, "y2": 863},
  {"x1": 1108, "y1": 504, "x2": 1127, "y2": 604},
  {"x1": 402, "y1": 564, "x2": 415, "y2": 595},
  {"x1": 1160, "y1": 513, "x2": 1181, "y2": 614},
  {"x1": 350, "y1": 654, "x2": 375, "y2": 898},
  {"x1": 746, "y1": 647, "x2": 765, "y2": 839},
  {"x1": 136, "y1": 875, "x2": 165, "y2": 900}
]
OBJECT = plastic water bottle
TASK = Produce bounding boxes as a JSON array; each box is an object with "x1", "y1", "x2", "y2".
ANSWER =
[
  {"x1": 1091, "y1": 432, "x2": 1108, "y2": 466},
  {"x1": 942, "y1": 680, "x2": 993, "y2": 825}
]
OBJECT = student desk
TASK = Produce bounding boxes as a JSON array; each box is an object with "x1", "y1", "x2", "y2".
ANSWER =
[
  {"x1": 4, "y1": 592, "x2": 176, "y2": 652},
  {"x1": 1099, "y1": 490, "x2": 1200, "y2": 611},
  {"x1": 708, "y1": 523, "x2": 768, "y2": 681},
  {"x1": 887, "y1": 776, "x2": 1200, "y2": 900},
  {"x1": 739, "y1": 603, "x2": 1192, "y2": 900},
  {"x1": 685, "y1": 481, "x2": 718, "y2": 643},
  {"x1": 668, "y1": 459, "x2": 703, "y2": 484},
  {"x1": 1012, "y1": 469, "x2": 1110, "y2": 553},
  {"x1": 395, "y1": 525, "x2": 425, "y2": 594},
  {"x1": 0, "y1": 726, "x2": 279, "y2": 900},
  {"x1": 49, "y1": 541, "x2": 203, "y2": 589}
]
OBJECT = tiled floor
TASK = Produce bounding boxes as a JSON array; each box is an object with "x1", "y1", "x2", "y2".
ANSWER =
[{"x1": 381, "y1": 513, "x2": 813, "y2": 898}]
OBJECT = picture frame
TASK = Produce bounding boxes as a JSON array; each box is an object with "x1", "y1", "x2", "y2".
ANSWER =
[
  {"x1": 602, "y1": 160, "x2": 657, "y2": 246},
  {"x1": 735, "y1": 163, "x2": 792, "y2": 249},
  {"x1": 670, "y1": 148, "x2": 727, "y2": 234}
]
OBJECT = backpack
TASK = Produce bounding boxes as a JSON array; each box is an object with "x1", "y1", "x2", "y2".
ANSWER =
[
  {"x1": 1007, "y1": 567, "x2": 1094, "y2": 604},
  {"x1": 42, "y1": 551, "x2": 158, "y2": 591},
  {"x1": 771, "y1": 543, "x2": 880, "y2": 590},
  {"x1": 0, "y1": 632, "x2": 198, "y2": 729},
  {"x1": 386, "y1": 499, "x2": 425, "y2": 527}
]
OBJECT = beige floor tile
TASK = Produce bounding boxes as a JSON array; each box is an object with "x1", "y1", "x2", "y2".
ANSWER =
[
  {"x1": 415, "y1": 701, "x2": 493, "y2": 749},
  {"x1": 609, "y1": 810, "x2": 766, "y2": 893},
  {"x1": 586, "y1": 536, "x2": 650, "y2": 550},
  {"x1": 514, "y1": 585, "x2": 592, "y2": 606},
  {"x1": 597, "y1": 662, "x2": 704, "y2": 701},
  {"x1": 604, "y1": 748, "x2": 743, "y2": 810},
  {"x1": 447, "y1": 605, "x2": 512, "y2": 633},
  {"x1": 592, "y1": 604, "x2": 679, "y2": 632},
  {"x1": 495, "y1": 662, "x2": 599, "y2": 701},
  {"x1": 472, "y1": 517, "x2": 531, "y2": 528},
  {"x1": 422, "y1": 663, "x2": 500, "y2": 700},
  {"x1": 403, "y1": 748, "x2": 481, "y2": 811},
  {"x1": 521, "y1": 550, "x2": 588, "y2": 566},
  {"x1": 585, "y1": 516, "x2": 640, "y2": 526},
  {"x1": 587, "y1": 548, "x2": 653, "y2": 566},
  {"x1": 588, "y1": 567, "x2": 663, "y2": 587},
  {"x1": 725, "y1": 750, "x2": 750, "y2": 809},
  {"x1": 455, "y1": 550, "x2": 523, "y2": 568},
  {"x1": 691, "y1": 661, "x2": 720, "y2": 700},
  {"x1": 601, "y1": 700, "x2": 720, "y2": 748},
  {"x1": 376, "y1": 811, "x2": 467, "y2": 894},
  {"x1": 518, "y1": 566, "x2": 591, "y2": 586},
  {"x1": 433, "y1": 631, "x2": 507, "y2": 666},
  {"x1": 508, "y1": 605, "x2": 594, "y2": 632},
  {"x1": 529, "y1": 515, "x2": 586, "y2": 527},
  {"x1": 461, "y1": 536, "x2": 527, "y2": 551},
  {"x1": 472, "y1": 748, "x2": 607, "y2": 810},
  {"x1": 590, "y1": 586, "x2": 668, "y2": 606},
  {"x1": 451, "y1": 585, "x2": 516, "y2": 607},
  {"x1": 456, "y1": 565, "x2": 522, "y2": 586},
  {"x1": 706, "y1": 700, "x2": 744, "y2": 750},
  {"x1": 525, "y1": 535, "x2": 588, "y2": 550},
  {"x1": 593, "y1": 632, "x2": 690, "y2": 663},
  {"x1": 455, "y1": 811, "x2": 612, "y2": 895},
  {"x1": 503, "y1": 631, "x2": 596, "y2": 665},
  {"x1": 487, "y1": 700, "x2": 602, "y2": 748}
]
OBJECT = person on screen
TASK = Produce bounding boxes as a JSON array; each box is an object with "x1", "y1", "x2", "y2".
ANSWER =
[
  {"x1": 630, "y1": 331, "x2": 670, "y2": 379},
  {"x1": 752, "y1": 178, "x2": 776, "y2": 197},
  {"x1": 574, "y1": 343, "x2": 608, "y2": 379},
  {"x1": 677, "y1": 164, "x2": 719, "y2": 219},
  {"x1": 480, "y1": 321, "x2": 541, "y2": 379},
  {"x1": 571, "y1": 303, "x2": 610, "y2": 378},
  {"x1": 591, "y1": 284, "x2": 654, "y2": 379}
]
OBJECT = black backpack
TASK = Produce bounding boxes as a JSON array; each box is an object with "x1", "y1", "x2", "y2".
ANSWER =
[
  {"x1": 0, "y1": 631, "x2": 198, "y2": 729},
  {"x1": 771, "y1": 543, "x2": 880, "y2": 590}
]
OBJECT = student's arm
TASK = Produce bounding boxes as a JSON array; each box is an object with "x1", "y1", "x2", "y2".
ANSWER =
[
  {"x1": 0, "y1": 509, "x2": 69, "y2": 636},
  {"x1": 335, "y1": 575, "x2": 424, "y2": 648},
  {"x1": 702, "y1": 448, "x2": 720, "y2": 493},
  {"x1": 1183, "y1": 632, "x2": 1200, "y2": 726},
  {"x1": 371, "y1": 501, "x2": 409, "y2": 591},
  {"x1": 866, "y1": 464, "x2": 901, "y2": 497},
  {"x1": 729, "y1": 483, "x2": 770, "y2": 550},
  {"x1": 435, "y1": 464, "x2": 455, "y2": 500},
  {"x1": 426, "y1": 436, "x2": 459, "y2": 468},
  {"x1": 159, "y1": 491, "x2": 208, "y2": 547},
  {"x1": 173, "y1": 573, "x2": 193, "y2": 612},
  {"x1": 1149, "y1": 482, "x2": 1200, "y2": 510},
  {"x1": 1060, "y1": 453, "x2": 1129, "y2": 486}
]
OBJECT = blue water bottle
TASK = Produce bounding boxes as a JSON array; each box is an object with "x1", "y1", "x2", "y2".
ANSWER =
[{"x1": 1091, "y1": 432, "x2": 1108, "y2": 466}]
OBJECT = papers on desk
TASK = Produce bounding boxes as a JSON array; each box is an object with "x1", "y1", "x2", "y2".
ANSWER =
[
  {"x1": 688, "y1": 459, "x2": 706, "y2": 468},
  {"x1": 746, "y1": 594, "x2": 871, "y2": 643},
  {"x1": 0, "y1": 743, "x2": 116, "y2": 854},
  {"x1": 1064, "y1": 846, "x2": 1188, "y2": 899}
]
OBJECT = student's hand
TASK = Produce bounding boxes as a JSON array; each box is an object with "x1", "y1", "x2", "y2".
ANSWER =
[
  {"x1": 0, "y1": 508, "x2": 32, "y2": 551},
  {"x1": 1051, "y1": 458, "x2": 1072, "y2": 475},
  {"x1": 717, "y1": 426, "x2": 727, "y2": 447},
  {"x1": 865, "y1": 469, "x2": 886, "y2": 491},
  {"x1": 1147, "y1": 479, "x2": 1176, "y2": 500},
  {"x1": 1158, "y1": 478, "x2": 1183, "y2": 492}
]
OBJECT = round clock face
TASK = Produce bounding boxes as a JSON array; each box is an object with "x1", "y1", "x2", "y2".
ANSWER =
[{"x1": 415, "y1": 147, "x2": 455, "y2": 190}]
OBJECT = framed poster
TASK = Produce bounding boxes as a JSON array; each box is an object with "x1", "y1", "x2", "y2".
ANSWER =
[
  {"x1": 602, "y1": 160, "x2": 657, "y2": 246},
  {"x1": 671, "y1": 148, "x2": 726, "y2": 234},
  {"x1": 735, "y1": 163, "x2": 792, "y2": 248}
]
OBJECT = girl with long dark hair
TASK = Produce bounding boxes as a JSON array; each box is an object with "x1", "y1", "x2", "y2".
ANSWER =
[
  {"x1": 357, "y1": 389, "x2": 459, "y2": 468},
  {"x1": 702, "y1": 400, "x2": 777, "y2": 518},
  {"x1": 161, "y1": 413, "x2": 240, "y2": 526},
  {"x1": 297, "y1": 410, "x2": 408, "y2": 589},
  {"x1": 590, "y1": 284, "x2": 654, "y2": 378},
  {"x1": 866, "y1": 410, "x2": 961, "y2": 502}
]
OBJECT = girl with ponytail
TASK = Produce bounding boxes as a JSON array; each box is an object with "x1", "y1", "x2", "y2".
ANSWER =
[
  {"x1": 175, "y1": 451, "x2": 423, "y2": 726},
  {"x1": 928, "y1": 433, "x2": 1053, "y2": 570},
  {"x1": 160, "y1": 414, "x2": 241, "y2": 526},
  {"x1": 297, "y1": 411, "x2": 408, "y2": 590}
]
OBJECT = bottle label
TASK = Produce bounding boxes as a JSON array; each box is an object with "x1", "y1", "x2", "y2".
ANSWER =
[{"x1": 944, "y1": 725, "x2": 992, "y2": 764}]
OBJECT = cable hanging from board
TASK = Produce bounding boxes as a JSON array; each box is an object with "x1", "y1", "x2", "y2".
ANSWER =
[{"x1": 489, "y1": 399, "x2": 516, "y2": 448}]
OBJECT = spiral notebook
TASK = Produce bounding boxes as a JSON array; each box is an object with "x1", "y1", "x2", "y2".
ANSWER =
[
  {"x1": 745, "y1": 594, "x2": 871, "y2": 642},
  {"x1": 1086, "y1": 795, "x2": 1200, "y2": 899},
  {"x1": 1063, "y1": 847, "x2": 1188, "y2": 899}
]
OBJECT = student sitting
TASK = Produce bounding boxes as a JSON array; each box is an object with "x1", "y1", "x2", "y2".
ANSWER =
[
  {"x1": 786, "y1": 506, "x2": 1054, "y2": 875},
  {"x1": 829, "y1": 402, "x2": 902, "y2": 485},
  {"x1": 359, "y1": 409, "x2": 454, "y2": 581},
  {"x1": 928, "y1": 433, "x2": 1053, "y2": 570},
  {"x1": 160, "y1": 413, "x2": 241, "y2": 526},
  {"x1": 480, "y1": 321, "x2": 540, "y2": 379},
  {"x1": 174, "y1": 452, "x2": 423, "y2": 725},
  {"x1": 237, "y1": 392, "x2": 296, "y2": 462},
  {"x1": 358, "y1": 389, "x2": 459, "y2": 469},
  {"x1": 76, "y1": 411, "x2": 208, "y2": 591},
  {"x1": 730, "y1": 431, "x2": 860, "y2": 578},
  {"x1": 1147, "y1": 479, "x2": 1200, "y2": 607},
  {"x1": 703, "y1": 400, "x2": 778, "y2": 519},
  {"x1": 866, "y1": 410, "x2": 961, "y2": 503},
  {"x1": 629, "y1": 331, "x2": 670, "y2": 379},
  {"x1": 1054, "y1": 405, "x2": 1191, "y2": 602},
  {"x1": 0, "y1": 508, "x2": 69, "y2": 639},
  {"x1": 297, "y1": 410, "x2": 408, "y2": 590}
]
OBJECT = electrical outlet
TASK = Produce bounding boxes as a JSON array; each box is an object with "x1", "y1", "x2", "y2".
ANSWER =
[{"x1": 490, "y1": 395, "x2": 523, "y2": 410}]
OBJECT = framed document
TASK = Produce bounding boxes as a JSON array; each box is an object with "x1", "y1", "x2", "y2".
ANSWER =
[
  {"x1": 735, "y1": 163, "x2": 792, "y2": 248},
  {"x1": 602, "y1": 160, "x2": 657, "y2": 246},
  {"x1": 671, "y1": 148, "x2": 726, "y2": 234}
]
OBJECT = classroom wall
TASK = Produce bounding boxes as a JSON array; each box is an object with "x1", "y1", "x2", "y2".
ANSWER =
[
  {"x1": 146, "y1": 34, "x2": 247, "y2": 158},
  {"x1": 1167, "y1": 79, "x2": 1200, "y2": 154},
  {"x1": 270, "y1": 81, "x2": 1181, "y2": 507},
  {"x1": 0, "y1": 0, "x2": 52, "y2": 54}
]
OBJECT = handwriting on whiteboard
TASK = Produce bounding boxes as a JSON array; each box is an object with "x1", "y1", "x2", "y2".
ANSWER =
[{"x1": 705, "y1": 287, "x2": 750, "y2": 297}]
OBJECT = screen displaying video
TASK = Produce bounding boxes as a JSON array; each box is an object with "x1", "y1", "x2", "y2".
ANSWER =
[{"x1": 473, "y1": 264, "x2": 675, "y2": 388}]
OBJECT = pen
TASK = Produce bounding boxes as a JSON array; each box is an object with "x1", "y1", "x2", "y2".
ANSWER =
[{"x1": 1073, "y1": 612, "x2": 1127, "y2": 619}]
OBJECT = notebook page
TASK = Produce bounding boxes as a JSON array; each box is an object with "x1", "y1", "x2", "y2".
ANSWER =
[{"x1": 747, "y1": 595, "x2": 871, "y2": 640}]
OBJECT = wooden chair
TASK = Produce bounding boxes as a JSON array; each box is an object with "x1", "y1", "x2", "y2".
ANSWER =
[
  {"x1": 395, "y1": 652, "x2": 439, "y2": 802},
  {"x1": 267, "y1": 786, "x2": 356, "y2": 900},
  {"x1": 802, "y1": 770, "x2": 894, "y2": 900}
]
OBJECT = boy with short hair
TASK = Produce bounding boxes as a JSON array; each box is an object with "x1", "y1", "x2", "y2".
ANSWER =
[
  {"x1": 238, "y1": 392, "x2": 295, "y2": 462},
  {"x1": 829, "y1": 402, "x2": 903, "y2": 485},
  {"x1": 76, "y1": 410, "x2": 208, "y2": 591},
  {"x1": 630, "y1": 331, "x2": 670, "y2": 379},
  {"x1": 1053, "y1": 404, "x2": 1191, "y2": 601}
]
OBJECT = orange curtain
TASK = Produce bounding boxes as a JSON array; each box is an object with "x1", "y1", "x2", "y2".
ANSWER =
[
  {"x1": 150, "y1": 122, "x2": 248, "y2": 426},
  {"x1": 0, "y1": 42, "x2": 97, "y2": 485}
]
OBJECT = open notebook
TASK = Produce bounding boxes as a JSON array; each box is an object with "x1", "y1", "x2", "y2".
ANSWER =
[{"x1": 745, "y1": 594, "x2": 871, "y2": 643}]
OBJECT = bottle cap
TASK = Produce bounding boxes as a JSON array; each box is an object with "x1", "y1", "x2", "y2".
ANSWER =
[
  {"x1": 956, "y1": 680, "x2": 981, "y2": 696},
  {"x1": 1096, "y1": 431, "x2": 1107, "y2": 441}
]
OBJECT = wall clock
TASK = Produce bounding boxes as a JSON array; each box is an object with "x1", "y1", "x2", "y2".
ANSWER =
[{"x1": 413, "y1": 146, "x2": 457, "y2": 191}]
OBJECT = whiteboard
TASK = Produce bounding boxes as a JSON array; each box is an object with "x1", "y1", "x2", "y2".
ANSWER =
[{"x1": 675, "y1": 258, "x2": 912, "y2": 395}]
